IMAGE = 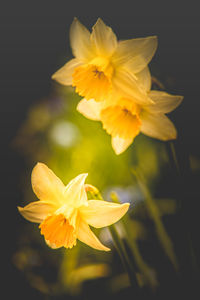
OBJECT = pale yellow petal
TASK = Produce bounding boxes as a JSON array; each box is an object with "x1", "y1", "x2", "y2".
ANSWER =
[
  {"x1": 146, "y1": 91, "x2": 183, "y2": 113},
  {"x1": 135, "y1": 66, "x2": 151, "y2": 92},
  {"x1": 18, "y1": 201, "x2": 56, "y2": 223},
  {"x1": 112, "y1": 68, "x2": 153, "y2": 105},
  {"x1": 112, "y1": 36, "x2": 158, "y2": 73},
  {"x1": 70, "y1": 18, "x2": 94, "y2": 61},
  {"x1": 31, "y1": 163, "x2": 65, "y2": 204},
  {"x1": 77, "y1": 219, "x2": 110, "y2": 251},
  {"x1": 80, "y1": 200, "x2": 130, "y2": 228},
  {"x1": 52, "y1": 58, "x2": 82, "y2": 86},
  {"x1": 112, "y1": 135, "x2": 133, "y2": 155},
  {"x1": 91, "y1": 18, "x2": 117, "y2": 57},
  {"x1": 64, "y1": 174, "x2": 88, "y2": 207},
  {"x1": 140, "y1": 112, "x2": 177, "y2": 141},
  {"x1": 77, "y1": 98, "x2": 102, "y2": 121}
]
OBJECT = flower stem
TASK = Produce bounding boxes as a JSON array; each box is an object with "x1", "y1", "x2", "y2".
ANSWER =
[
  {"x1": 166, "y1": 141, "x2": 199, "y2": 279},
  {"x1": 108, "y1": 225, "x2": 140, "y2": 292},
  {"x1": 132, "y1": 169, "x2": 179, "y2": 271},
  {"x1": 87, "y1": 186, "x2": 140, "y2": 291},
  {"x1": 166, "y1": 141, "x2": 181, "y2": 176},
  {"x1": 110, "y1": 192, "x2": 158, "y2": 289}
]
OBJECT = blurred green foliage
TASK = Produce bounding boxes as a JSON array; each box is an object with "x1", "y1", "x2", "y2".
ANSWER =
[{"x1": 13, "y1": 85, "x2": 180, "y2": 298}]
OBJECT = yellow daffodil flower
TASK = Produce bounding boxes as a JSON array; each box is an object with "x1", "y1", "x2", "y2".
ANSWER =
[
  {"x1": 18, "y1": 163, "x2": 129, "y2": 251},
  {"x1": 77, "y1": 74, "x2": 183, "y2": 155},
  {"x1": 52, "y1": 18, "x2": 157, "y2": 104}
]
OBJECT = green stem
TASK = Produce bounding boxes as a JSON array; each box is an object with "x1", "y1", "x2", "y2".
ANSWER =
[
  {"x1": 110, "y1": 192, "x2": 157, "y2": 289},
  {"x1": 132, "y1": 169, "x2": 178, "y2": 271},
  {"x1": 87, "y1": 187, "x2": 140, "y2": 291},
  {"x1": 166, "y1": 141, "x2": 199, "y2": 278},
  {"x1": 167, "y1": 141, "x2": 181, "y2": 176},
  {"x1": 108, "y1": 225, "x2": 139, "y2": 291}
]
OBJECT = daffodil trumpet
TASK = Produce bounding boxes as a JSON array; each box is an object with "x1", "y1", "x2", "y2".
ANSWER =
[
  {"x1": 52, "y1": 17, "x2": 157, "y2": 104},
  {"x1": 18, "y1": 163, "x2": 129, "y2": 251}
]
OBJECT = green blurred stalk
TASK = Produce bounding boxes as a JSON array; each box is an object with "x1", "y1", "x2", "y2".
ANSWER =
[
  {"x1": 110, "y1": 192, "x2": 158, "y2": 289},
  {"x1": 132, "y1": 169, "x2": 178, "y2": 271},
  {"x1": 108, "y1": 225, "x2": 139, "y2": 291},
  {"x1": 166, "y1": 141, "x2": 200, "y2": 280},
  {"x1": 87, "y1": 186, "x2": 140, "y2": 292},
  {"x1": 167, "y1": 142, "x2": 181, "y2": 176}
]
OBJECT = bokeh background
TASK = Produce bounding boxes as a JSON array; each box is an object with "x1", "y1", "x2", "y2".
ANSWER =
[{"x1": 1, "y1": 0, "x2": 200, "y2": 299}]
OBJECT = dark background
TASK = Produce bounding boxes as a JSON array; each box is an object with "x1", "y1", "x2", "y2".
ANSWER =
[{"x1": 1, "y1": 0, "x2": 200, "y2": 299}]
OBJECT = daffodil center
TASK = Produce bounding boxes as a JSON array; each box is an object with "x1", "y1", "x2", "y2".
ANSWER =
[
  {"x1": 93, "y1": 68, "x2": 104, "y2": 79},
  {"x1": 39, "y1": 209, "x2": 80, "y2": 249},
  {"x1": 72, "y1": 57, "x2": 113, "y2": 102},
  {"x1": 101, "y1": 99, "x2": 142, "y2": 140},
  {"x1": 122, "y1": 108, "x2": 130, "y2": 114},
  {"x1": 117, "y1": 98, "x2": 141, "y2": 115},
  {"x1": 90, "y1": 57, "x2": 113, "y2": 78}
]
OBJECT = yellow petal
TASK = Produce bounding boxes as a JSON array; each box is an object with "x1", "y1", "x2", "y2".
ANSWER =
[
  {"x1": 112, "y1": 68, "x2": 153, "y2": 105},
  {"x1": 77, "y1": 98, "x2": 103, "y2": 120},
  {"x1": 135, "y1": 66, "x2": 151, "y2": 92},
  {"x1": 140, "y1": 112, "x2": 177, "y2": 141},
  {"x1": 70, "y1": 18, "x2": 94, "y2": 61},
  {"x1": 52, "y1": 58, "x2": 82, "y2": 86},
  {"x1": 77, "y1": 219, "x2": 110, "y2": 251},
  {"x1": 112, "y1": 135, "x2": 133, "y2": 155},
  {"x1": 64, "y1": 174, "x2": 88, "y2": 207},
  {"x1": 91, "y1": 18, "x2": 117, "y2": 57},
  {"x1": 18, "y1": 201, "x2": 56, "y2": 223},
  {"x1": 146, "y1": 91, "x2": 183, "y2": 113},
  {"x1": 31, "y1": 163, "x2": 65, "y2": 204},
  {"x1": 112, "y1": 36, "x2": 158, "y2": 73},
  {"x1": 80, "y1": 200, "x2": 130, "y2": 228}
]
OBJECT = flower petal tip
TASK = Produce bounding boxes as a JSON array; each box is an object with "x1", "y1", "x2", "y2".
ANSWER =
[
  {"x1": 17, "y1": 206, "x2": 28, "y2": 220},
  {"x1": 96, "y1": 243, "x2": 111, "y2": 252},
  {"x1": 151, "y1": 35, "x2": 158, "y2": 47},
  {"x1": 17, "y1": 206, "x2": 23, "y2": 213},
  {"x1": 163, "y1": 131, "x2": 177, "y2": 141},
  {"x1": 120, "y1": 202, "x2": 130, "y2": 216},
  {"x1": 104, "y1": 246, "x2": 111, "y2": 252},
  {"x1": 32, "y1": 162, "x2": 45, "y2": 175},
  {"x1": 71, "y1": 17, "x2": 80, "y2": 28},
  {"x1": 178, "y1": 95, "x2": 184, "y2": 103},
  {"x1": 34, "y1": 162, "x2": 45, "y2": 168},
  {"x1": 123, "y1": 202, "x2": 130, "y2": 210},
  {"x1": 80, "y1": 173, "x2": 88, "y2": 178},
  {"x1": 51, "y1": 73, "x2": 56, "y2": 80},
  {"x1": 35, "y1": 161, "x2": 43, "y2": 166},
  {"x1": 94, "y1": 17, "x2": 104, "y2": 26},
  {"x1": 152, "y1": 35, "x2": 158, "y2": 41},
  {"x1": 17, "y1": 206, "x2": 29, "y2": 221},
  {"x1": 17, "y1": 206, "x2": 26, "y2": 219}
]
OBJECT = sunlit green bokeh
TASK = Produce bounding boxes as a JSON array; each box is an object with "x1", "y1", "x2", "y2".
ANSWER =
[{"x1": 14, "y1": 85, "x2": 176, "y2": 297}]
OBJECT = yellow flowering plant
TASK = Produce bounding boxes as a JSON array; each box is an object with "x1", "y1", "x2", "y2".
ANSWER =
[
  {"x1": 15, "y1": 15, "x2": 197, "y2": 300},
  {"x1": 18, "y1": 163, "x2": 129, "y2": 251},
  {"x1": 77, "y1": 77, "x2": 183, "y2": 154},
  {"x1": 52, "y1": 18, "x2": 157, "y2": 104},
  {"x1": 51, "y1": 17, "x2": 183, "y2": 155}
]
